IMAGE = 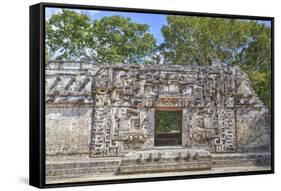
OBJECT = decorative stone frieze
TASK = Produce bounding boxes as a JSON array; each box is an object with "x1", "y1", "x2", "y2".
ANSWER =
[{"x1": 45, "y1": 62, "x2": 270, "y2": 157}]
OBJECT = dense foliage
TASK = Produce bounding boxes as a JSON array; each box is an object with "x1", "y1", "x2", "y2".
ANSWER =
[
  {"x1": 46, "y1": 10, "x2": 157, "y2": 64},
  {"x1": 161, "y1": 16, "x2": 271, "y2": 110},
  {"x1": 155, "y1": 111, "x2": 181, "y2": 133},
  {"x1": 46, "y1": 10, "x2": 92, "y2": 61},
  {"x1": 46, "y1": 10, "x2": 272, "y2": 109}
]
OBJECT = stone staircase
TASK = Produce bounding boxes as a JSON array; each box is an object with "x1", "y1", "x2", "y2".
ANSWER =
[
  {"x1": 212, "y1": 152, "x2": 271, "y2": 167},
  {"x1": 46, "y1": 151, "x2": 271, "y2": 183},
  {"x1": 46, "y1": 158, "x2": 121, "y2": 180},
  {"x1": 119, "y1": 148, "x2": 212, "y2": 174}
]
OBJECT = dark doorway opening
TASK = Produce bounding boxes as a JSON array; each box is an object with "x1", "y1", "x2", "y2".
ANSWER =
[{"x1": 154, "y1": 110, "x2": 182, "y2": 146}]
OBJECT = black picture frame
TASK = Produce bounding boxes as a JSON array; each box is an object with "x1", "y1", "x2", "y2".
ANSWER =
[{"x1": 30, "y1": 2, "x2": 274, "y2": 188}]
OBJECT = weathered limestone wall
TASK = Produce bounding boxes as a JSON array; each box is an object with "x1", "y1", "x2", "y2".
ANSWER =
[
  {"x1": 234, "y1": 68, "x2": 271, "y2": 152},
  {"x1": 90, "y1": 64, "x2": 270, "y2": 156},
  {"x1": 45, "y1": 62, "x2": 271, "y2": 158},
  {"x1": 236, "y1": 108, "x2": 271, "y2": 152},
  {"x1": 45, "y1": 62, "x2": 95, "y2": 157},
  {"x1": 46, "y1": 106, "x2": 92, "y2": 156}
]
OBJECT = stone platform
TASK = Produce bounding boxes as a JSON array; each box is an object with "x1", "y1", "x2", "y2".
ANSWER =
[
  {"x1": 46, "y1": 157, "x2": 121, "y2": 179},
  {"x1": 47, "y1": 165, "x2": 271, "y2": 184},
  {"x1": 119, "y1": 148, "x2": 211, "y2": 174},
  {"x1": 212, "y1": 152, "x2": 271, "y2": 167},
  {"x1": 46, "y1": 151, "x2": 271, "y2": 184}
]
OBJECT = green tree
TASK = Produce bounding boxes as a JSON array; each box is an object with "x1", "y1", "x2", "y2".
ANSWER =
[
  {"x1": 160, "y1": 16, "x2": 271, "y2": 109},
  {"x1": 161, "y1": 16, "x2": 251, "y2": 65},
  {"x1": 46, "y1": 11, "x2": 157, "y2": 64},
  {"x1": 239, "y1": 22, "x2": 272, "y2": 110},
  {"x1": 46, "y1": 9, "x2": 92, "y2": 62},
  {"x1": 91, "y1": 16, "x2": 157, "y2": 64}
]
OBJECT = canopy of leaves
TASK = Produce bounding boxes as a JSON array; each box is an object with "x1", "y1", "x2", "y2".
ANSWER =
[
  {"x1": 239, "y1": 22, "x2": 272, "y2": 110},
  {"x1": 155, "y1": 111, "x2": 181, "y2": 133},
  {"x1": 160, "y1": 16, "x2": 271, "y2": 109},
  {"x1": 91, "y1": 16, "x2": 157, "y2": 64},
  {"x1": 161, "y1": 16, "x2": 253, "y2": 65},
  {"x1": 45, "y1": 10, "x2": 272, "y2": 109},
  {"x1": 46, "y1": 10, "x2": 92, "y2": 61},
  {"x1": 46, "y1": 10, "x2": 157, "y2": 64}
]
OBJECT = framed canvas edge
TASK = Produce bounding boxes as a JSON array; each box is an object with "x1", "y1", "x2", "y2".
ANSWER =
[
  {"x1": 29, "y1": 2, "x2": 275, "y2": 189},
  {"x1": 30, "y1": 3, "x2": 45, "y2": 188}
]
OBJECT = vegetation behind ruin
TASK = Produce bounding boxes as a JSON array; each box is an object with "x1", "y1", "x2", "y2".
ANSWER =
[{"x1": 45, "y1": 10, "x2": 272, "y2": 110}]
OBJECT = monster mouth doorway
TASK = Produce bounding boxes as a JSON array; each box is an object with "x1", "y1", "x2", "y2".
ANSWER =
[{"x1": 154, "y1": 109, "x2": 182, "y2": 146}]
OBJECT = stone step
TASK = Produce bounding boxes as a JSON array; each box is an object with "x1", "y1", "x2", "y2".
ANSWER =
[
  {"x1": 46, "y1": 160, "x2": 120, "y2": 170},
  {"x1": 46, "y1": 158, "x2": 121, "y2": 178},
  {"x1": 119, "y1": 149, "x2": 211, "y2": 174},
  {"x1": 46, "y1": 171, "x2": 115, "y2": 182},
  {"x1": 120, "y1": 155, "x2": 211, "y2": 164},
  {"x1": 47, "y1": 166, "x2": 119, "y2": 177},
  {"x1": 212, "y1": 153, "x2": 271, "y2": 160},
  {"x1": 119, "y1": 161, "x2": 212, "y2": 174},
  {"x1": 212, "y1": 153, "x2": 271, "y2": 167},
  {"x1": 46, "y1": 151, "x2": 271, "y2": 180}
]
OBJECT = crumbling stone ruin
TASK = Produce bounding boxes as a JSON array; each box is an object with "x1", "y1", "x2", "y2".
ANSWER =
[{"x1": 45, "y1": 61, "x2": 271, "y2": 181}]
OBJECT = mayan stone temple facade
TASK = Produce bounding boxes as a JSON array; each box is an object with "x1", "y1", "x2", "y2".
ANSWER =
[{"x1": 45, "y1": 61, "x2": 271, "y2": 182}]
